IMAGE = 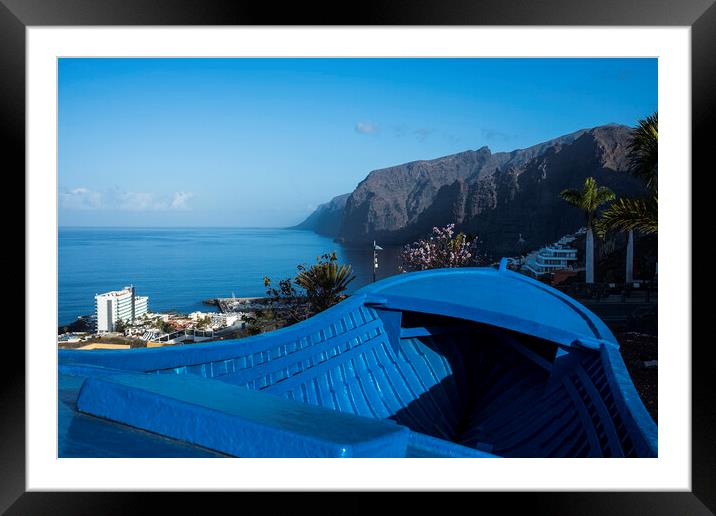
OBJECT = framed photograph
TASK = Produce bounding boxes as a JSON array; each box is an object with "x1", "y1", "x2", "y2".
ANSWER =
[{"x1": 5, "y1": 0, "x2": 710, "y2": 513}]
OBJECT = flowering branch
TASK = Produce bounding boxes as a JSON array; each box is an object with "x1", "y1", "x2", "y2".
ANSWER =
[{"x1": 399, "y1": 224, "x2": 478, "y2": 272}]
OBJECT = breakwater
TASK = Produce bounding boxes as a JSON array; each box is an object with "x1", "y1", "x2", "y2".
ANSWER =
[{"x1": 202, "y1": 297, "x2": 273, "y2": 313}]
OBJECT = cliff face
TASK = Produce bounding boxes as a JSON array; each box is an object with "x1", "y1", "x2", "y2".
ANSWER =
[
  {"x1": 289, "y1": 193, "x2": 350, "y2": 236},
  {"x1": 459, "y1": 125, "x2": 642, "y2": 257},
  {"x1": 297, "y1": 124, "x2": 644, "y2": 258}
]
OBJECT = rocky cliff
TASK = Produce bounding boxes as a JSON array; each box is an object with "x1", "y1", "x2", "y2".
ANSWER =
[
  {"x1": 295, "y1": 124, "x2": 644, "y2": 258},
  {"x1": 289, "y1": 193, "x2": 350, "y2": 236}
]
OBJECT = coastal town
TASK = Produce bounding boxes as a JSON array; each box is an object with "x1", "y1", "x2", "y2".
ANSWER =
[
  {"x1": 57, "y1": 285, "x2": 261, "y2": 349},
  {"x1": 58, "y1": 226, "x2": 657, "y2": 351}
]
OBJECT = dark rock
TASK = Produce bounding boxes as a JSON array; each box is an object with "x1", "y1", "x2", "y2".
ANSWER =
[
  {"x1": 289, "y1": 193, "x2": 350, "y2": 236},
  {"x1": 303, "y1": 124, "x2": 646, "y2": 258}
]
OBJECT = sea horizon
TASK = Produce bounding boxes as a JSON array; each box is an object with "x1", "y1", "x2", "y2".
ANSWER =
[
  {"x1": 58, "y1": 225, "x2": 299, "y2": 230},
  {"x1": 58, "y1": 226, "x2": 401, "y2": 326}
]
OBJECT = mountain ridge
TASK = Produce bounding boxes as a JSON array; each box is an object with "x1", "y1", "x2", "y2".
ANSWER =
[
  {"x1": 288, "y1": 193, "x2": 350, "y2": 235},
  {"x1": 292, "y1": 123, "x2": 643, "y2": 258}
]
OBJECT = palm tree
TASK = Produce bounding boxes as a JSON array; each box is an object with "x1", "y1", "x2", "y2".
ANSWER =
[
  {"x1": 597, "y1": 112, "x2": 658, "y2": 283},
  {"x1": 627, "y1": 112, "x2": 658, "y2": 193},
  {"x1": 560, "y1": 177, "x2": 616, "y2": 284},
  {"x1": 597, "y1": 196, "x2": 658, "y2": 234},
  {"x1": 295, "y1": 252, "x2": 355, "y2": 313}
]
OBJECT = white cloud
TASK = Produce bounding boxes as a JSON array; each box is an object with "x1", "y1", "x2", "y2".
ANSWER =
[
  {"x1": 355, "y1": 121, "x2": 379, "y2": 135},
  {"x1": 170, "y1": 191, "x2": 194, "y2": 210},
  {"x1": 115, "y1": 191, "x2": 156, "y2": 211},
  {"x1": 60, "y1": 187, "x2": 194, "y2": 211},
  {"x1": 59, "y1": 188, "x2": 102, "y2": 210}
]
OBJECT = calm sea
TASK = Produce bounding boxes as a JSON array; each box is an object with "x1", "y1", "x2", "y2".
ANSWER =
[{"x1": 58, "y1": 227, "x2": 401, "y2": 326}]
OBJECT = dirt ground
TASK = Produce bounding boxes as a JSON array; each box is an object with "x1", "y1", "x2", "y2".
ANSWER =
[
  {"x1": 615, "y1": 332, "x2": 658, "y2": 423},
  {"x1": 58, "y1": 335, "x2": 147, "y2": 349}
]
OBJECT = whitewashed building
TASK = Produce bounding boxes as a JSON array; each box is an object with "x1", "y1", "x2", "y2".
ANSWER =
[
  {"x1": 523, "y1": 244, "x2": 578, "y2": 277},
  {"x1": 95, "y1": 285, "x2": 149, "y2": 332}
]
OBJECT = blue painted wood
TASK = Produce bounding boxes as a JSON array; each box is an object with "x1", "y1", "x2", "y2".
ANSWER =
[
  {"x1": 77, "y1": 372, "x2": 410, "y2": 458},
  {"x1": 59, "y1": 266, "x2": 657, "y2": 458},
  {"x1": 406, "y1": 431, "x2": 499, "y2": 458},
  {"x1": 59, "y1": 374, "x2": 227, "y2": 458},
  {"x1": 372, "y1": 308, "x2": 402, "y2": 354},
  {"x1": 356, "y1": 267, "x2": 616, "y2": 344}
]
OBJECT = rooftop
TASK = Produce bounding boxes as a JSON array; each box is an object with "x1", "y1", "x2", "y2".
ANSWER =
[{"x1": 95, "y1": 287, "x2": 134, "y2": 298}]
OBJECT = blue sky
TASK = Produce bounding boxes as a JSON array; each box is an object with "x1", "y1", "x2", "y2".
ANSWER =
[{"x1": 58, "y1": 58, "x2": 657, "y2": 227}]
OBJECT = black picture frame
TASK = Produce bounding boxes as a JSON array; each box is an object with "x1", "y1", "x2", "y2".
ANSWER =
[{"x1": 4, "y1": 0, "x2": 711, "y2": 513}]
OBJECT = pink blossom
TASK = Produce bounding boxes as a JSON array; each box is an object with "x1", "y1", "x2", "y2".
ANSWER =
[{"x1": 399, "y1": 224, "x2": 479, "y2": 272}]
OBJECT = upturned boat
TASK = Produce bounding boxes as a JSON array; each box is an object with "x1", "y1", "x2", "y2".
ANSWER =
[{"x1": 58, "y1": 260, "x2": 657, "y2": 458}]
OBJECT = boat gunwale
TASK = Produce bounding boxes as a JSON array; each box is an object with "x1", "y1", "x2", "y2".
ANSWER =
[
  {"x1": 357, "y1": 265, "x2": 617, "y2": 344},
  {"x1": 59, "y1": 266, "x2": 619, "y2": 373},
  {"x1": 57, "y1": 266, "x2": 658, "y2": 458}
]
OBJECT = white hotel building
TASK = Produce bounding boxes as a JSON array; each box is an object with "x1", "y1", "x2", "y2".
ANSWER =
[
  {"x1": 95, "y1": 286, "x2": 149, "y2": 332},
  {"x1": 523, "y1": 243, "x2": 578, "y2": 277}
]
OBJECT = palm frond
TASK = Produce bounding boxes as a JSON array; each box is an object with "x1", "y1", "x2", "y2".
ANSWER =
[
  {"x1": 295, "y1": 259, "x2": 355, "y2": 312},
  {"x1": 560, "y1": 188, "x2": 585, "y2": 209},
  {"x1": 593, "y1": 186, "x2": 616, "y2": 207},
  {"x1": 596, "y1": 196, "x2": 658, "y2": 236},
  {"x1": 627, "y1": 112, "x2": 658, "y2": 192},
  {"x1": 560, "y1": 177, "x2": 615, "y2": 227}
]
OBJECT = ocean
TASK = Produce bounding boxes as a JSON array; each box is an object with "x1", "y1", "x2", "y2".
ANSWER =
[{"x1": 58, "y1": 227, "x2": 402, "y2": 326}]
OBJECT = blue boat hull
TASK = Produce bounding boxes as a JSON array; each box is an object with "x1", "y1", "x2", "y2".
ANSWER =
[{"x1": 59, "y1": 264, "x2": 657, "y2": 458}]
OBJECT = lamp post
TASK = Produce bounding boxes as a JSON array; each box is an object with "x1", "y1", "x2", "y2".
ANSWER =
[{"x1": 372, "y1": 240, "x2": 383, "y2": 283}]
